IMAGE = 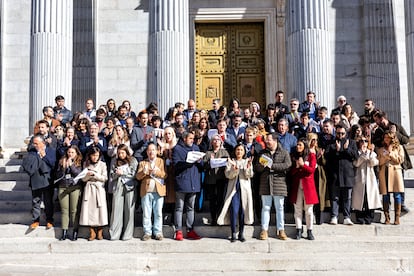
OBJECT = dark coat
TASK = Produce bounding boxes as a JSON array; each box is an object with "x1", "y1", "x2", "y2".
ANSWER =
[
  {"x1": 255, "y1": 146, "x2": 292, "y2": 197},
  {"x1": 22, "y1": 147, "x2": 56, "y2": 190},
  {"x1": 203, "y1": 148, "x2": 230, "y2": 185},
  {"x1": 172, "y1": 140, "x2": 203, "y2": 193},
  {"x1": 325, "y1": 139, "x2": 358, "y2": 188},
  {"x1": 130, "y1": 124, "x2": 154, "y2": 161}
]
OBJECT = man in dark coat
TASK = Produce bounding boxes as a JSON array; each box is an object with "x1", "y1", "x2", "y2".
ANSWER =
[
  {"x1": 22, "y1": 135, "x2": 56, "y2": 229},
  {"x1": 130, "y1": 111, "x2": 154, "y2": 162},
  {"x1": 172, "y1": 131, "x2": 203, "y2": 241},
  {"x1": 325, "y1": 125, "x2": 358, "y2": 225}
]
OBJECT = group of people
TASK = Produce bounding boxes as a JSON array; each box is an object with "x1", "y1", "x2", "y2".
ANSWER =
[{"x1": 22, "y1": 92, "x2": 410, "y2": 242}]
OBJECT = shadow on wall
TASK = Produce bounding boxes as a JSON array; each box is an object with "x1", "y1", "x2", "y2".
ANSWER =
[{"x1": 135, "y1": 0, "x2": 149, "y2": 12}]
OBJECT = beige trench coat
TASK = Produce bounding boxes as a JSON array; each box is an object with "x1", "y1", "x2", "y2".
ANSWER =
[
  {"x1": 79, "y1": 161, "x2": 108, "y2": 226},
  {"x1": 377, "y1": 145, "x2": 405, "y2": 194},
  {"x1": 217, "y1": 159, "x2": 254, "y2": 226},
  {"x1": 352, "y1": 150, "x2": 382, "y2": 210}
]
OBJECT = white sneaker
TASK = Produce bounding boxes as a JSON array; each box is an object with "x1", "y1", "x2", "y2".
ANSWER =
[
  {"x1": 343, "y1": 218, "x2": 354, "y2": 225},
  {"x1": 329, "y1": 217, "x2": 338, "y2": 225}
]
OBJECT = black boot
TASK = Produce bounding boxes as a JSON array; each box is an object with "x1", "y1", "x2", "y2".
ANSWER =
[
  {"x1": 72, "y1": 229, "x2": 78, "y2": 241},
  {"x1": 238, "y1": 232, "x2": 246, "y2": 242},
  {"x1": 60, "y1": 229, "x2": 68, "y2": 241},
  {"x1": 307, "y1": 229, "x2": 315, "y2": 240},
  {"x1": 295, "y1": 228, "x2": 302, "y2": 240},
  {"x1": 230, "y1": 233, "x2": 237, "y2": 243}
]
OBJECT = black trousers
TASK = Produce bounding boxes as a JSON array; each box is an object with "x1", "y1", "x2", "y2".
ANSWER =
[{"x1": 31, "y1": 185, "x2": 54, "y2": 223}]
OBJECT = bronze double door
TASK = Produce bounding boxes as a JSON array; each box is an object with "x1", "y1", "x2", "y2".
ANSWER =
[{"x1": 195, "y1": 22, "x2": 265, "y2": 111}]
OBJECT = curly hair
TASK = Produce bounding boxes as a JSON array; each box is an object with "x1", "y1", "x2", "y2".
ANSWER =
[{"x1": 382, "y1": 130, "x2": 400, "y2": 150}]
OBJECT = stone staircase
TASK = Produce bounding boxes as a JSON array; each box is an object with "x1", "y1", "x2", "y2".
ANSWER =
[{"x1": 1, "y1": 150, "x2": 414, "y2": 274}]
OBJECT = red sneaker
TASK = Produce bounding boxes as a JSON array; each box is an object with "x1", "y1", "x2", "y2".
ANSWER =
[
  {"x1": 186, "y1": 230, "x2": 201, "y2": 240},
  {"x1": 175, "y1": 230, "x2": 183, "y2": 241}
]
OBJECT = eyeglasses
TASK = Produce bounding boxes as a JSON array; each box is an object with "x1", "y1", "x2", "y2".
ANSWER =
[{"x1": 337, "y1": 132, "x2": 346, "y2": 135}]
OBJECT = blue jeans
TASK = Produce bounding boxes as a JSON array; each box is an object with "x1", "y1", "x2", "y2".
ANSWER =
[
  {"x1": 261, "y1": 195, "x2": 285, "y2": 231},
  {"x1": 383, "y1": 193, "x2": 402, "y2": 205},
  {"x1": 141, "y1": 192, "x2": 164, "y2": 235}
]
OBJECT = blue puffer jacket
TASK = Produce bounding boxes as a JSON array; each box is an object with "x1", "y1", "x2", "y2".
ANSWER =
[{"x1": 172, "y1": 140, "x2": 203, "y2": 193}]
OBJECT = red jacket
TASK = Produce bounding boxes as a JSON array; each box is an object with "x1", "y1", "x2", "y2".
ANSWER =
[{"x1": 289, "y1": 152, "x2": 319, "y2": 205}]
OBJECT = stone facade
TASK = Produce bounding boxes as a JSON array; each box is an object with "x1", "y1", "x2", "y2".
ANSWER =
[{"x1": 0, "y1": 0, "x2": 412, "y2": 148}]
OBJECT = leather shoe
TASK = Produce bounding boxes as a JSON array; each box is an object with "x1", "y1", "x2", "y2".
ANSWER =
[{"x1": 30, "y1": 222, "x2": 39, "y2": 229}]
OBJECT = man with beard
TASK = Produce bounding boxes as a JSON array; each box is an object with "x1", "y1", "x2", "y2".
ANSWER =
[{"x1": 325, "y1": 124, "x2": 358, "y2": 225}]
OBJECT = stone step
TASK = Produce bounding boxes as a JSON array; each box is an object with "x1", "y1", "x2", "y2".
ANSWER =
[
  {"x1": 0, "y1": 181, "x2": 29, "y2": 191},
  {"x1": 0, "y1": 248, "x2": 412, "y2": 273},
  {"x1": 0, "y1": 172, "x2": 29, "y2": 181},
  {"x1": 0, "y1": 190, "x2": 31, "y2": 201},
  {"x1": 1, "y1": 221, "x2": 414, "y2": 240},
  {"x1": 0, "y1": 158, "x2": 23, "y2": 166},
  {"x1": 0, "y1": 200, "x2": 32, "y2": 211},
  {"x1": 0, "y1": 165, "x2": 24, "y2": 173}
]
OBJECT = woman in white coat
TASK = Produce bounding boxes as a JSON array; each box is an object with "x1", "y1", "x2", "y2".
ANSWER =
[
  {"x1": 79, "y1": 146, "x2": 108, "y2": 241},
  {"x1": 352, "y1": 137, "x2": 382, "y2": 224},
  {"x1": 217, "y1": 144, "x2": 254, "y2": 242}
]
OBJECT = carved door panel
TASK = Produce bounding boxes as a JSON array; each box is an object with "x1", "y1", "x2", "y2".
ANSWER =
[{"x1": 195, "y1": 23, "x2": 265, "y2": 111}]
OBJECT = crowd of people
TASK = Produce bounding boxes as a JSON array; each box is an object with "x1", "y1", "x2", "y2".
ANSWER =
[{"x1": 21, "y1": 91, "x2": 411, "y2": 242}]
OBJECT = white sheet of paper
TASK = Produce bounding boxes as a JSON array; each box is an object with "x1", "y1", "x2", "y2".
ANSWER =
[
  {"x1": 73, "y1": 168, "x2": 89, "y2": 184},
  {"x1": 186, "y1": 151, "x2": 206, "y2": 163},
  {"x1": 210, "y1": 158, "x2": 227, "y2": 169},
  {"x1": 207, "y1": 129, "x2": 218, "y2": 140}
]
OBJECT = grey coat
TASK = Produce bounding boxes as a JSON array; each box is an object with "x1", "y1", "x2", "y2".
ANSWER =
[{"x1": 255, "y1": 146, "x2": 292, "y2": 197}]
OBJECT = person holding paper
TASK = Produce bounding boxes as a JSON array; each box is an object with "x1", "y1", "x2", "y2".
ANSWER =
[
  {"x1": 79, "y1": 147, "x2": 108, "y2": 241},
  {"x1": 255, "y1": 133, "x2": 291, "y2": 240},
  {"x1": 136, "y1": 143, "x2": 167, "y2": 241},
  {"x1": 55, "y1": 145, "x2": 83, "y2": 241},
  {"x1": 217, "y1": 143, "x2": 254, "y2": 242},
  {"x1": 203, "y1": 134, "x2": 230, "y2": 225},
  {"x1": 109, "y1": 144, "x2": 138, "y2": 241},
  {"x1": 172, "y1": 131, "x2": 203, "y2": 240}
]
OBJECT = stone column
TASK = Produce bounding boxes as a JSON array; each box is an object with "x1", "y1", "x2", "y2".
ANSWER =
[
  {"x1": 363, "y1": 0, "x2": 410, "y2": 132},
  {"x1": 30, "y1": 0, "x2": 73, "y2": 128},
  {"x1": 148, "y1": 0, "x2": 189, "y2": 117},
  {"x1": 405, "y1": 0, "x2": 414, "y2": 134},
  {"x1": 286, "y1": 0, "x2": 333, "y2": 109}
]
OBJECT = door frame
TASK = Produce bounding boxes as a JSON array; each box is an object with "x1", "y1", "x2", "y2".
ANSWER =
[{"x1": 190, "y1": 7, "x2": 284, "y2": 109}]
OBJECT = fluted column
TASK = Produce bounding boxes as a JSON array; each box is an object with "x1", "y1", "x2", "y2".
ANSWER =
[
  {"x1": 30, "y1": 0, "x2": 73, "y2": 128},
  {"x1": 286, "y1": 0, "x2": 333, "y2": 109},
  {"x1": 363, "y1": 0, "x2": 409, "y2": 131},
  {"x1": 405, "y1": 0, "x2": 414, "y2": 134},
  {"x1": 148, "y1": 0, "x2": 189, "y2": 117}
]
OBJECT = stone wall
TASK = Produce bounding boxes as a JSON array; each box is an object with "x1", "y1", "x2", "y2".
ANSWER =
[
  {"x1": 95, "y1": 0, "x2": 150, "y2": 114},
  {"x1": 1, "y1": 0, "x2": 31, "y2": 148}
]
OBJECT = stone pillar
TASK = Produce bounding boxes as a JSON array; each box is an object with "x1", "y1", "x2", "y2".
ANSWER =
[
  {"x1": 405, "y1": 0, "x2": 414, "y2": 134},
  {"x1": 363, "y1": 0, "x2": 410, "y2": 132},
  {"x1": 286, "y1": 0, "x2": 333, "y2": 109},
  {"x1": 148, "y1": 0, "x2": 189, "y2": 117},
  {"x1": 30, "y1": 0, "x2": 73, "y2": 128}
]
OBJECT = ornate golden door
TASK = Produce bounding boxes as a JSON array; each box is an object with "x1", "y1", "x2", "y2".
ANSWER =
[{"x1": 195, "y1": 23, "x2": 265, "y2": 111}]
